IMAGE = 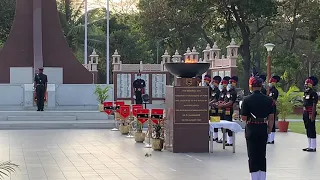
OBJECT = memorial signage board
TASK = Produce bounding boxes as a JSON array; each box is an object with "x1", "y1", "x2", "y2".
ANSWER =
[{"x1": 174, "y1": 87, "x2": 209, "y2": 124}]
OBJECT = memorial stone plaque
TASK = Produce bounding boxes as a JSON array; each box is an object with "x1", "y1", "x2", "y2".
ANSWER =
[
  {"x1": 174, "y1": 87, "x2": 209, "y2": 124},
  {"x1": 212, "y1": 71, "x2": 218, "y2": 77},
  {"x1": 224, "y1": 70, "x2": 231, "y2": 77},
  {"x1": 117, "y1": 73, "x2": 131, "y2": 98},
  {"x1": 152, "y1": 74, "x2": 166, "y2": 98},
  {"x1": 218, "y1": 71, "x2": 224, "y2": 78}
]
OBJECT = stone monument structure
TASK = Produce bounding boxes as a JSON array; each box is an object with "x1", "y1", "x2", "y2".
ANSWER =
[
  {"x1": 204, "y1": 39, "x2": 239, "y2": 78},
  {"x1": 164, "y1": 47, "x2": 210, "y2": 153},
  {"x1": 83, "y1": 49, "x2": 100, "y2": 83},
  {"x1": 112, "y1": 50, "x2": 170, "y2": 104},
  {"x1": 0, "y1": 0, "x2": 93, "y2": 84}
]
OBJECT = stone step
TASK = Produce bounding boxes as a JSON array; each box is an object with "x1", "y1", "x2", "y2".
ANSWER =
[
  {"x1": 0, "y1": 111, "x2": 112, "y2": 120},
  {"x1": 0, "y1": 120, "x2": 115, "y2": 129},
  {"x1": 7, "y1": 116, "x2": 77, "y2": 121},
  {"x1": 0, "y1": 106, "x2": 100, "y2": 111}
]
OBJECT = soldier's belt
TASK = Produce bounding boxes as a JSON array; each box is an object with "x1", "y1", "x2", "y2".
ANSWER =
[
  {"x1": 210, "y1": 109, "x2": 217, "y2": 114},
  {"x1": 303, "y1": 106, "x2": 313, "y2": 111},
  {"x1": 247, "y1": 117, "x2": 267, "y2": 124},
  {"x1": 246, "y1": 121, "x2": 267, "y2": 124}
]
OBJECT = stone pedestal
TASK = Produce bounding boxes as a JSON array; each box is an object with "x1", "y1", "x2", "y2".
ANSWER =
[
  {"x1": 165, "y1": 77, "x2": 209, "y2": 153},
  {"x1": 24, "y1": 84, "x2": 35, "y2": 107},
  {"x1": 47, "y1": 84, "x2": 56, "y2": 108}
]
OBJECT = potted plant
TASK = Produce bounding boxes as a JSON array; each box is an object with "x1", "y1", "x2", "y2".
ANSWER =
[
  {"x1": 119, "y1": 123, "x2": 130, "y2": 134},
  {"x1": 277, "y1": 86, "x2": 303, "y2": 132},
  {"x1": 94, "y1": 85, "x2": 110, "y2": 112},
  {"x1": 134, "y1": 120, "x2": 146, "y2": 143},
  {"x1": 152, "y1": 123, "x2": 164, "y2": 151},
  {"x1": 119, "y1": 117, "x2": 130, "y2": 135}
]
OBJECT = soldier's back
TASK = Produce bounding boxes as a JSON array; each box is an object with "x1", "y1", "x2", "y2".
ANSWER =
[{"x1": 242, "y1": 92, "x2": 273, "y2": 118}]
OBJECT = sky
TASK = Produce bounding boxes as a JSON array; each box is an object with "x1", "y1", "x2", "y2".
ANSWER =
[{"x1": 74, "y1": 0, "x2": 139, "y2": 13}]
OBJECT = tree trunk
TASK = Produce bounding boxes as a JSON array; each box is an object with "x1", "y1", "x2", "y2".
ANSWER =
[
  {"x1": 254, "y1": 50, "x2": 261, "y2": 73},
  {"x1": 242, "y1": 48, "x2": 251, "y2": 95},
  {"x1": 65, "y1": 0, "x2": 71, "y2": 22},
  {"x1": 239, "y1": 35, "x2": 251, "y2": 95}
]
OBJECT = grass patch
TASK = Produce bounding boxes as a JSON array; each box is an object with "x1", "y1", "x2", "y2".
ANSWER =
[
  {"x1": 286, "y1": 114, "x2": 302, "y2": 119},
  {"x1": 288, "y1": 121, "x2": 320, "y2": 135}
]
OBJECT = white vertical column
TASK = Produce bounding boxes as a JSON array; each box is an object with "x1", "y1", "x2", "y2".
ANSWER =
[
  {"x1": 106, "y1": 0, "x2": 110, "y2": 84},
  {"x1": 84, "y1": 0, "x2": 88, "y2": 64},
  {"x1": 33, "y1": 0, "x2": 43, "y2": 73}
]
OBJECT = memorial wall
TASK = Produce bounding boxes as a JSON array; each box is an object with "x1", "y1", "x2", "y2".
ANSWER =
[
  {"x1": 114, "y1": 72, "x2": 168, "y2": 104},
  {"x1": 0, "y1": 84, "x2": 114, "y2": 110}
]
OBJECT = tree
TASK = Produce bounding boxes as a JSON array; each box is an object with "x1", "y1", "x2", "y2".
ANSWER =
[
  {"x1": 138, "y1": 0, "x2": 278, "y2": 93},
  {"x1": 266, "y1": 0, "x2": 320, "y2": 90},
  {"x1": 0, "y1": 0, "x2": 15, "y2": 47}
]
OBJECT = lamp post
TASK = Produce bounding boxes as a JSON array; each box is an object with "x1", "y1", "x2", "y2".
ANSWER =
[
  {"x1": 106, "y1": 0, "x2": 110, "y2": 84},
  {"x1": 84, "y1": 0, "x2": 88, "y2": 64},
  {"x1": 264, "y1": 43, "x2": 275, "y2": 94},
  {"x1": 303, "y1": 54, "x2": 311, "y2": 77}
]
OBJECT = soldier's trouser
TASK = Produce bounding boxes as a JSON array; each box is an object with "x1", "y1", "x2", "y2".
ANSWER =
[
  {"x1": 271, "y1": 106, "x2": 277, "y2": 132},
  {"x1": 36, "y1": 85, "x2": 45, "y2": 110},
  {"x1": 303, "y1": 111, "x2": 317, "y2": 138},
  {"x1": 211, "y1": 111, "x2": 220, "y2": 133},
  {"x1": 245, "y1": 123, "x2": 268, "y2": 173},
  {"x1": 271, "y1": 114, "x2": 277, "y2": 132},
  {"x1": 267, "y1": 113, "x2": 277, "y2": 143},
  {"x1": 225, "y1": 115, "x2": 233, "y2": 137},
  {"x1": 135, "y1": 91, "x2": 143, "y2": 104}
]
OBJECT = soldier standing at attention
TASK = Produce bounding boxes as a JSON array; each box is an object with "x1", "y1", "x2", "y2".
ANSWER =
[
  {"x1": 241, "y1": 76, "x2": 275, "y2": 180},
  {"x1": 209, "y1": 76, "x2": 222, "y2": 141},
  {"x1": 214, "y1": 76, "x2": 230, "y2": 144},
  {"x1": 33, "y1": 67, "x2": 47, "y2": 111},
  {"x1": 216, "y1": 76, "x2": 238, "y2": 146},
  {"x1": 133, "y1": 72, "x2": 146, "y2": 104},
  {"x1": 302, "y1": 76, "x2": 318, "y2": 152},
  {"x1": 267, "y1": 75, "x2": 280, "y2": 144},
  {"x1": 203, "y1": 74, "x2": 212, "y2": 92}
]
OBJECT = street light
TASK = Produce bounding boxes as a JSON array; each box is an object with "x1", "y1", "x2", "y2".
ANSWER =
[
  {"x1": 106, "y1": 0, "x2": 110, "y2": 84},
  {"x1": 84, "y1": 0, "x2": 88, "y2": 64},
  {"x1": 264, "y1": 43, "x2": 275, "y2": 94},
  {"x1": 303, "y1": 54, "x2": 311, "y2": 77}
]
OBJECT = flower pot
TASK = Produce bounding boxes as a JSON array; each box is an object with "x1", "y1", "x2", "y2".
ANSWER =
[
  {"x1": 278, "y1": 121, "x2": 289, "y2": 132},
  {"x1": 98, "y1": 104, "x2": 104, "y2": 112},
  {"x1": 119, "y1": 125, "x2": 129, "y2": 135},
  {"x1": 152, "y1": 139, "x2": 164, "y2": 151},
  {"x1": 134, "y1": 132, "x2": 146, "y2": 143}
]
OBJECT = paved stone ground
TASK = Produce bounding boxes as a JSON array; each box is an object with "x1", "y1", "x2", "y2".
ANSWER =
[{"x1": 0, "y1": 130, "x2": 318, "y2": 180}]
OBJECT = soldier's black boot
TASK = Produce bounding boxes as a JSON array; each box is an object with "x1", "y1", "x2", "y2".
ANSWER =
[
  {"x1": 217, "y1": 138, "x2": 227, "y2": 144},
  {"x1": 306, "y1": 148, "x2": 316, "y2": 152},
  {"x1": 302, "y1": 148, "x2": 309, "y2": 151}
]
